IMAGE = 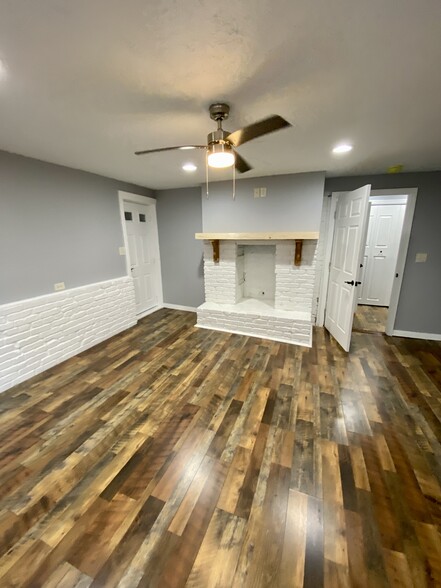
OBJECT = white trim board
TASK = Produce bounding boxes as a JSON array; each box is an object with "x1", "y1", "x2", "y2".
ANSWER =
[
  {"x1": 317, "y1": 195, "x2": 338, "y2": 327},
  {"x1": 369, "y1": 195, "x2": 408, "y2": 205},
  {"x1": 383, "y1": 189, "x2": 417, "y2": 335},
  {"x1": 392, "y1": 330, "x2": 441, "y2": 341}
]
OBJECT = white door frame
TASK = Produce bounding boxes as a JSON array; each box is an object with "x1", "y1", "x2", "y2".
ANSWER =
[
  {"x1": 317, "y1": 187, "x2": 418, "y2": 336},
  {"x1": 118, "y1": 191, "x2": 163, "y2": 316}
]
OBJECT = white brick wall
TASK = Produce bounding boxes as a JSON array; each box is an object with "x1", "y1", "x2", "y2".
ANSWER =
[
  {"x1": 0, "y1": 277, "x2": 136, "y2": 393},
  {"x1": 274, "y1": 241, "x2": 317, "y2": 312},
  {"x1": 203, "y1": 241, "x2": 238, "y2": 304}
]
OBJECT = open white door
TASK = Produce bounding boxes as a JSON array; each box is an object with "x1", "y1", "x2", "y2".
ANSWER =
[
  {"x1": 325, "y1": 185, "x2": 371, "y2": 351},
  {"x1": 118, "y1": 191, "x2": 163, "y2": 319},
  {"x1": 123, "y1": 201, "x2": 160, "y2": 315}
]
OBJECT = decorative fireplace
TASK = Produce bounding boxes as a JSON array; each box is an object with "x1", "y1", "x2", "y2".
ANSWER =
[
  {"x1": 195, "y1": 232, "x2": 319, "y2": 347},
  {"x1": 238, "y1": 244, "x2": 276, "y2": 303}
]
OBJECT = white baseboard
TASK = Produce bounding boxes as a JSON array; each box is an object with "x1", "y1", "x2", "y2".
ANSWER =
[
  {"x1": 163, "y1": 303, "x2": 197, "y2": 313},
  {"x1": 392, "y1": 330, "x2": 441, "y2": 341}
]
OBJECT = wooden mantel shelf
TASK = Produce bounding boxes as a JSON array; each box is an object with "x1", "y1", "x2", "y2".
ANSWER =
[
  {"x1": 196, "y1": 232, "x2": 319, "y2": 266},
  {"x1": 195, "y1": 232, "x2": 319, "y2": 240}
]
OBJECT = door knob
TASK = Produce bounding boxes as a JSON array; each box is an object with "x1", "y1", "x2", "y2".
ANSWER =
[{"x1": 344, "y1": 280, "x2": 354, "y2": 286}]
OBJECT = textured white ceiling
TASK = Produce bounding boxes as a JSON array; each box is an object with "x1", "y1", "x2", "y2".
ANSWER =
[{"x1": 0, "y1": 0, "x2": 440, "y2": 189}]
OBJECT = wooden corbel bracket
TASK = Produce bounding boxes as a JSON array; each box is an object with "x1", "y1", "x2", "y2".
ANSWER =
[
  {"x1": 294, "y1": 239, "x2": 303, "y2": 266},
  {"x1": 211, "y1": 239, "x2": 220, "y2": 263}
]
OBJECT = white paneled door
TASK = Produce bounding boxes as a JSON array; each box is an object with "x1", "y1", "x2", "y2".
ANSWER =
[
  {"x1": 124, "y1": 202, "x2": 158, "y2": 314},
  {"x1": 358, "y1": 204, "x2": 406, "y2": 306},
  {"x1": 325, "y1": 185, "x2": 371, "y2": 351}
]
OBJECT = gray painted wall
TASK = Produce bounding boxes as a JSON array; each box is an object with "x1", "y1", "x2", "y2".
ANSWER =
[
  {"x1": 325, "y1": 172, "x2": 441, "y2": 334},
  {"x1": 155, "y1": 187, "x2": 204, "y2": 308},
  {"x1": 202, "y1": 172, "x2": 325, "y2": 232},
  {"x1": 3, "y1": 148, "x2": 438, "y2": 337},
  {"x1": 0, "y1": 150, "x2": 153, "y2": 304}
]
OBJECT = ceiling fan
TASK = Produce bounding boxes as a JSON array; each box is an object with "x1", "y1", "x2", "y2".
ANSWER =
[{"x1": 135, "y1": 103, "x2": 291, "y2": 173}]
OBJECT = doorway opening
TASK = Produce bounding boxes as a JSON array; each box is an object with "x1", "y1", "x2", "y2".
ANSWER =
[
  {"x1": 318, "y1": 187, "x2": 418, "y2": 351},
  {"x1": 353, "y1": 194, "x2": 407, "y2": 334}
]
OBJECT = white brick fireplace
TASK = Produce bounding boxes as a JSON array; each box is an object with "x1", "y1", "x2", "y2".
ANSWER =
[{"x1": 196, "y1": 235, "x2": 318, "y2": 347}]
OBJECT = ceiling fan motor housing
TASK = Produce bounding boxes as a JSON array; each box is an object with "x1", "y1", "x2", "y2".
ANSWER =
[
  {"x1": 209, "y1": 103, "x2": 230, "y2": 122},
  {"x1": 207, "y1": 128, "x2": 230, "y2": 146}
]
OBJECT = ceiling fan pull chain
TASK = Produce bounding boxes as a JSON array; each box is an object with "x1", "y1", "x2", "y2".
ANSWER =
[
  {"x1": 205, "y1": 149, "x2": 209, "y2": 198},
  {"x1": 232, "y1": 163, "x2": 236, "y2": 200}
]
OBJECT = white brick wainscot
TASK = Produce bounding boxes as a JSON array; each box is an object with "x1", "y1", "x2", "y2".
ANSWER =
[
  {"x1": 0, "y1": 277, "x2": 136, "y2": 393},
  {"x1": 195, "y1": 232, "x2": 319, "y2": 347}
]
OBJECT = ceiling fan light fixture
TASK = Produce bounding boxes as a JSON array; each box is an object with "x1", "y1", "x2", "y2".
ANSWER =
[{"x1": 207, "y1": 143, "x2": 235, "y2": 168}]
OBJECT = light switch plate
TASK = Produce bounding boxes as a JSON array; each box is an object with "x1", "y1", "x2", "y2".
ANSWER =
[
  {"x1": 119, "y1": 246, "x2": 126, "y2": 255},
  {"x1": 415, "y1": 253, "x2": 427, "y2": 263},
  {"x1": 254, "y1": 188, "x2": 260, "y2": 198},
  {"x1": 260, "y1": 187, "x2": 267, "y2": 198},
  {"x1": 54, "y1": 282, "x2": 65, "y2": 291}
]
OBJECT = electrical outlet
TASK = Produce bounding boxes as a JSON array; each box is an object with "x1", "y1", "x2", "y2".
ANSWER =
[
  {"x1": 119, "y1": 246, "x2": 126, "y2": 255},
  {"x1": 260, "y1": 187, "x2": 267, "y2": 198},
  {"x1": 54, "y1": 282, "x2": 65, "y2": 291},
  {"x1": 415, "y1": 253, "x2": 427, "y2": 263},
  {"x1": 254, "y1": 188, "x2": 260, "y2": 198}
]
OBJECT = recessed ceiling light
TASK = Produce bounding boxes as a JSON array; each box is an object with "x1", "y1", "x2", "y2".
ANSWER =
[
  {"x1": 179, "y1": 146, "x2": 196, "y2": 150},
  {"x1": 182, "y1": 163, "x2": 197, "y2": 172},
  {"x1": 332, "y1": 143, "x2": 353, "y2": 154}
]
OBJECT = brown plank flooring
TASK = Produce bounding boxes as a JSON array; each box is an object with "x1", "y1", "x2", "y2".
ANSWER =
[
  {"x1": 353, "y1": 305, "x2": 388, "y2": 334},
  {"x1": 0, "y1": 308, "x2": 440, "y2": 587}
]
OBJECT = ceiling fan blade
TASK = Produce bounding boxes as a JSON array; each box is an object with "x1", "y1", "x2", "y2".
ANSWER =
[
  {"x1": 234, "y1": 150, "x2": 253, "y2": 173},
  {"x1": 226, "y1": 115, "x2": 291, "y2": 148},
  {"x1": 135, "y1": 145, "x2": 206, "y2": 155}
]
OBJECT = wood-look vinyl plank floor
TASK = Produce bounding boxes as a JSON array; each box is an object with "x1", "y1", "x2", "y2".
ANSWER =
[
  {"x1": 353, "y1": 305, "x2": 388, "y2": 334},
  {"x1": 0, "y1": 308, "x2": 440, "y2": 587}
]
